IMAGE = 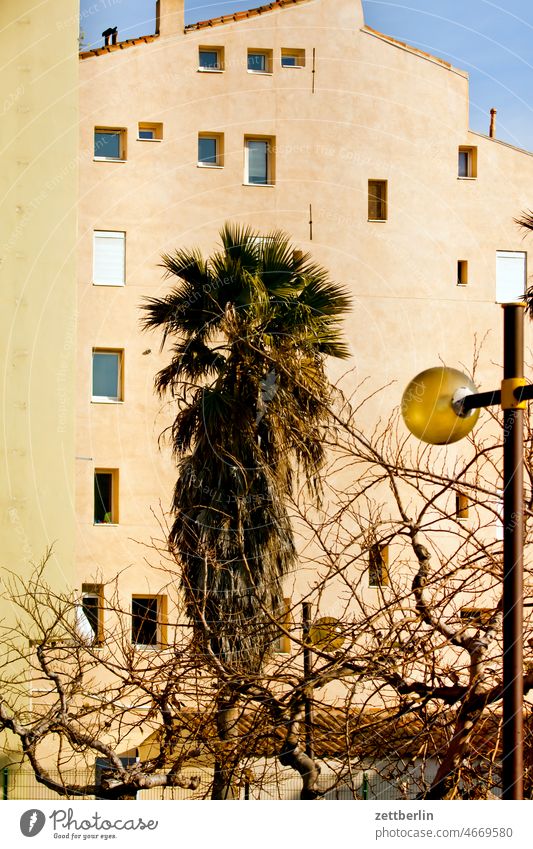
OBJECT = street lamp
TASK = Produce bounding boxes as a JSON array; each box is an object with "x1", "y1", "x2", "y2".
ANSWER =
[{"x1": 402, "y1": 302, "x2": 533, "y2": 800}]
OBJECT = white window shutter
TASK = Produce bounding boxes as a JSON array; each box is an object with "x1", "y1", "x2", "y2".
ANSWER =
[
  {"x1": 496, "y1": 251, "x2": 526, "y2": 303},
  {"x1": 93, "y1": 231, "x2": 125, "y2": 285}
]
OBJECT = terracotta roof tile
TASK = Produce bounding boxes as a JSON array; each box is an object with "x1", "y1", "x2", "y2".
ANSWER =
[
  {"x1": 362, "y1": 25, "x2": 467, "y2": 76},
  {"x1": 184, "y1": 0, "x2": 311, "y2": 32},
  {"x1": 79, "y1": 34, "x2": 159, "y2": 60}
]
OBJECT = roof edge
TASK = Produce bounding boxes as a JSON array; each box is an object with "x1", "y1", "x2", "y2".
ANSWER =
[
  {"x1": 469, "y1": 130, "x2": 533, "y2": 158},
  {"x1": 362, "y1": 25, "x2": 468, "y2": 78},
  {"x1": 184, "y1": 0, "x2": 312, "y2": 32},
  {"x1": 79, "y1": 34, "x2": 159, "y2": 60}
]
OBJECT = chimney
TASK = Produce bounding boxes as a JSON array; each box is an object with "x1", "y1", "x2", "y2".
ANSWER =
[
  {"x1": 102, "y1": 26, "x2": 118, "y2": 47},
  {"x1": 155, "y1": 0, "x2": 184, "y2": 37},
  {"x1": 489, "y1": 108, "x2": 497, "y2": 138}
]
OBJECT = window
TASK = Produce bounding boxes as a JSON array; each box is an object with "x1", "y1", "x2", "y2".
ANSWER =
[
  {"x1": 94, "y1": 128, "x2": 126, "y2": 160},
  {"x1": 94, "y1": 469, "x2": 118, "y2": 524},
  {"x1": 132, "y1": 596, "x2": 167, "y2": 647},
  {"x1": 455, "y1": 492, "x2": 469, "y2": 520},
  {"x1": 92, "y1": 349, "x2": 123, "y2": 402},
  {"x1": 457, "y1": 260, "x2": 468, "y2": 286},
  {"x1": 198, "y1": 133, "x2": 224, "y2": 167},
  {"x1": 248, "y1": 49, "x2": 272, "y2": 73},
  {"x1": 368, "y1": 180, "x2": 387, "y2": 221},
  {"x1": 369, "y1": 544, "x2": 389, "y2": 587},
  {"x1": 281, "y1": 48, "x2": 305, "y2": 68},
  {"x1": 273, "y1": 598, "x2": 292, "y2": 653},
  {"x1": 245, "y1": 136, "x2": 275, "y2": 185},
  {"x1": 458, "y1": 146, "x2": 477, "y2": 178},
  {"x1": 82, "y1": 584, "x2": 104, "y2": 644},
  {"x1": 199, "y1": 46, "x2": 224, "y2": 71},
  {"x1": 496, "y1": 251, "x2": 526, "y2": 303},
  {"x1": 93, "y1": 231, "x2": 125, "y2": 286},
  {"x1": 138, "y1": 122, "x2": 163, "y2": 141}
]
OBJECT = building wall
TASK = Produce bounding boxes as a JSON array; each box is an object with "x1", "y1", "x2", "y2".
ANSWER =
[
  {"x1": 0, "y1": 0, "x2": 78, "y2": 758},
  {"x1": 77, "y1": 0, "x2": 533, "y2": 631}
]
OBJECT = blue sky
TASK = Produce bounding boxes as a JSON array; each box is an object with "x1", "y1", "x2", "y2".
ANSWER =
[{"x1": 79, "y1": 0, "x2": 533, "y2": 150}]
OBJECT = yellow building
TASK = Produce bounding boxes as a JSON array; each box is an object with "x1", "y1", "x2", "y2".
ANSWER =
[
  {"x1": 77, "y1": 0, "x2": 533, "y2": 634},
  {"x1": 0, "y1": 0, "x2": 78, "y2": 765}
]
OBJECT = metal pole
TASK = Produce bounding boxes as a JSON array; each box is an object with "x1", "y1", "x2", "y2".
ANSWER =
[
  {"x1": 302, "y1": 602, "x2": 315, "y2": 760},
  {"x1": 501, "y1": 303, "x2": 524, "y2": 800}
]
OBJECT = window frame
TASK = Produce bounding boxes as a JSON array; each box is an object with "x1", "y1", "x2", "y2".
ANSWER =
[
  {"x1": 455, "y1": 491, "x2": 469, "y2": 521},
  {"x1": 458, "y1": 146, "x2": 477, "y2": 179},
  {"x1": 82, "y1": 583, "x2": 104, "y2": 644},
  {"x1": 368, "y1": 179, "x2": 388, "y2": 221},
  {"x1": 281, "y1": 48, "x2": 305, "y2": 68},
  {"x1": 247, "y1": 48, "x2": 273, "y2": 74},
  {"x1": 94, "y1": 468, "x2": 119, "y2": 525},
  {"x1": 198, "y1": 46, "x2": 224, "y2": 72},
  {"x1": 92, "y1": 348, "x2": 124, "y2": 403},
  {"x1": 131, "y1": 595, "x2": 167, "y2": 649},
  {"x1": 273, "y1": 597, "x2": 292, "y2": 654},
  {"x1": 457, "y1": 260, "x2": 468, "y2": 286},
  {"x1": 244, "y1": 135, "x2": 275, "y2": 186},
  {"x1": 197, "y1": 132, "x2": 224, "y2": 168},
  {"x1": 93, "y1": 230, "x2": 126, "y2": 287},
  {"x1": 94, "y1": 127, "x2": 127, "y2": 162},
  {"x1": 137, "y1": 122, "x2": 163, "y2": 142}
]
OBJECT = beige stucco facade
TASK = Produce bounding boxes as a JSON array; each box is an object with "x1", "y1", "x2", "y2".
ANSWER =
[
  {"x1": 77, "y1": 0, "x2": 533, "y2": 638},
  {"x1": 0, "y1": 0, "x2": 78, "y2": 761}
]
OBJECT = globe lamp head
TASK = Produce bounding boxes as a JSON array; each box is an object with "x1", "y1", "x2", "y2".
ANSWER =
[{"x1": 401, "y1": 367, "x2": 479, "y2": 445}]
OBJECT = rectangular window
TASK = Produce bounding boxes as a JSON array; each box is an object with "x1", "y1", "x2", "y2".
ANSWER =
[
  {"x1": 199, "y1": 47, "x2": 224, "y2": 71},
  {"x1": 273, "y1": 598, "x2": 292, "y2": 654},
  {"x1": 138, "y1": 122, "x2": 163, "y2": 141},
  {"x1": 94, "y1": 469, "x2": 118, "y2": 524},
  {"x1": 93, "y1": 231, "x2": 125, "y2": 286},
  {"x1": 132, "y1": 596, "x2": 167, "y2": 647},
  {"x1": 281, "y1": 48, "x2": 305, "y2": 68},
  {"x1": 92, "y1": 349, "x2": 123, "y2": 402},
  {"x1": 369, "y1": 544, "x2": 389, "y2": 587},
  {"x1": 457, "y1": 260, "x2": 468, "y2": 286},
  {"x1": 198, "y1": 133, "x2": 224, "y2": 167},
  {"x1": 455, "y1": 492, "x2": 469, "y2": 520},
  {"x1": 248, "y1": 49, "x2": 273, "y2": 73},
  {"x1": 458, "y1": 146, "x2": 477, "y2": 178},
  {"x1": 496, "y1": 250, "x2": 526, "y2": 303},
  {"x1": 245, "y1": 137, "x2": 274, "y2": 185},
  {"x1": 368, "y1": 180, "x2": 387, "y2": 221},
  {"x1": 94, "y1": 128, "x2": 126, "y2": 160},
  {"x1": 82, "y1": 583, "x2": 104, "y2": 644}
]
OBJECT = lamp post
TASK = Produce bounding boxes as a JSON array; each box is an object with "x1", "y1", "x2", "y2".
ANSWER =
[{"x1": 402, "y1": 302, "x2": 533, "y2": 800}]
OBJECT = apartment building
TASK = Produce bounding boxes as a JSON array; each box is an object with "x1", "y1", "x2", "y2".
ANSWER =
[{"x1": 76, "y1": 0, "x2": 533, "y2": 648}]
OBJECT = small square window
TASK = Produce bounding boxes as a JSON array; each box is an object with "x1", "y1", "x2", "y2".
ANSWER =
[
  {"x1": 281, "y1": 48, "x2": 305, "y2": 68},
  {"x1": 458, "y1": 146, "x2": 477, "y2": 178},
  {"x1": 199, "y1": 46, "x2": 224, "y2": 71},
  {"x1": 457, "y1": 260, "x2": 468, "y2": 286},
  {"x1": 92, "y1": 349, "x2": 123, "y2": 402},
  {"x1": 94, "y1": 128, "x2": 126, "y2": 160},
  {"x1": 245, "y1": 136, "x2": 275, "y2": 186},
  {"x1": 138, "y1": 122, "x2": 163, "y2": 141},
  {"x1": 198, "y1": 133, "x2": 224, "y2": 167},
  {"x1": 132, "y1": 595, "x2": 167, "y2": 648},
  {"x1": 248, "y1": 49, "x2": 273, "y2": 73},
  {"x1": 82, "y1": 583, "x2": 104, "y2": 644},
  {"x1": 369, "y1": 544, "x2": 389, "y2": 587},
  {"x1": 455, "y1": 492, "x2": 469, "y2": 520},
  {"x1": 368, "y1": 180, "x2": 387, "y2": 221},
  {"x1": 94, "y1": 469, "x2": 118, "y2": 524},
  {"x1": 93, "y1": 231, "x2": 125, "y2": 286}
]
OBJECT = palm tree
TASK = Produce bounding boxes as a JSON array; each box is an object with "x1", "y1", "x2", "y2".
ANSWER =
[{"x1": 142, "y1": 223, "x2": 350, "y2": 675}]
